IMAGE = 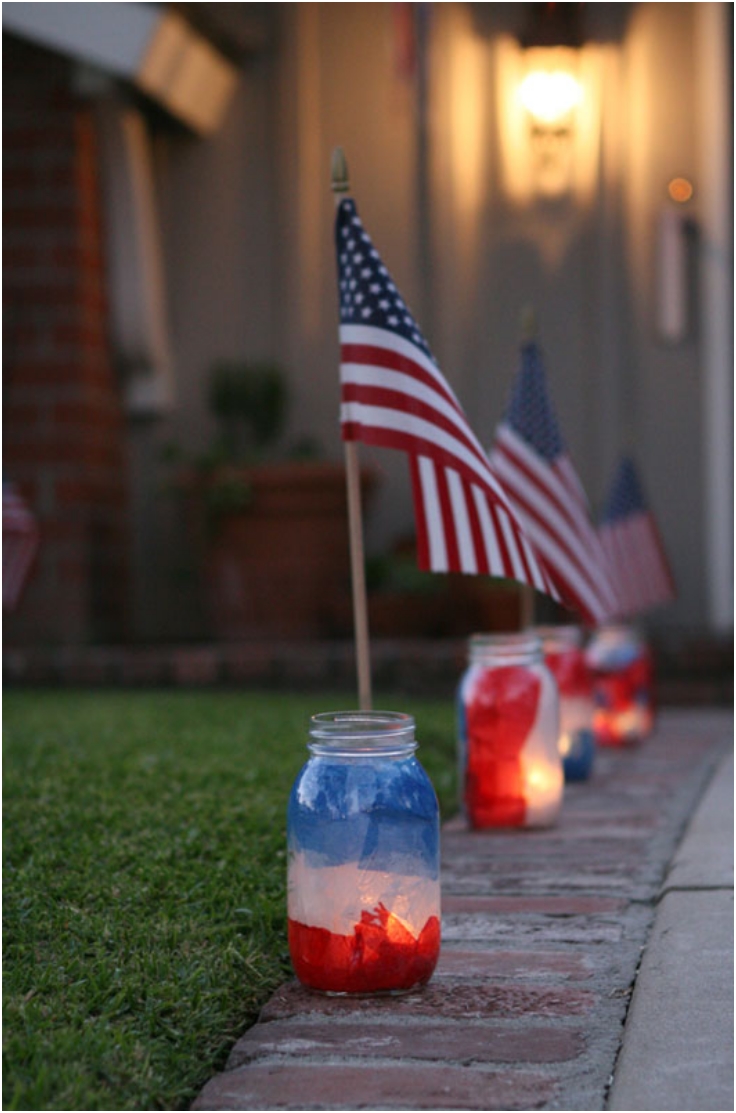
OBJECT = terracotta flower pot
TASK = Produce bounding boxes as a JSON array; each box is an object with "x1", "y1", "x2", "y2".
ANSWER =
[{"x1": 201, "y1": 460, "x2": 374, "y2": 640}]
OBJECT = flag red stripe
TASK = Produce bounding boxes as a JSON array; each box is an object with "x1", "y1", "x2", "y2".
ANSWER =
[
  {"x1": 488, "y1": 502, "x2": 513, "y2": 580},
  {"x1": 491, "y1": 431, "x2": 617, "y2": 621},
  {"x1": 342, "y1": 382, "x2": 488, "y2": 471},
  {"x1": 342, "y1": 421, "x2": 512, "y2": 515},
  {"x1": 494, "y1": 429, "x2": 600, "y2": 559},
  {"x1": 464, "y1": 478, "x2": 490, "y2": 576},
  {"x1": 435, "y1": 464, "x2": 460, "y2": 571},
  {"x1": 493, "y1": 454, "x2": 611, "y2": 614},
  {"x1": 410, "y1": 455, "x2": 431, "y2": 570}
]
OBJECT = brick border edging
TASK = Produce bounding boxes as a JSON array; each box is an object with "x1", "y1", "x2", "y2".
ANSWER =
[{"x1": 191, "y1": 709, "x2": 732, "y2": 1111}]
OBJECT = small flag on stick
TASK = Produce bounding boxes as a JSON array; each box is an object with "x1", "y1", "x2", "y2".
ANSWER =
[
  {"x1": 3, "y1": 480, "x2": 39, "y2": 611},
  {"x1": 598, "y1": 455, "x2": 676, "y2": 617},
  {"x1": 335, "y1": 196, "x2": 561, "y2": 604},
  {"x1": 489, "y1": 339, "x2": 619, "y2": 627}
]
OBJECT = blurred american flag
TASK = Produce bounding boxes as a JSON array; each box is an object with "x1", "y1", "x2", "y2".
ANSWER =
[
  {"x1": 336, "y1": 196, "x2": 561, "y2": 603},
  {"x1": 598, "y1": 455, "x2": 676, "y2": 617},
  {"x1": 3, "y1": 480, "x2": 39, "y2": 611},
  {"x1": 489, "y1": 341, "x2": 620, "y2": 627}
]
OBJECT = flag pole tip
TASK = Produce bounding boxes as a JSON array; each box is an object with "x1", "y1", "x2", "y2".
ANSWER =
[
  {"x1": 331, "y1": 147, "x2": 350, "y2": 194},
  {"x1": 520, "y1": 304, "x2": 537, "y2": 342}
]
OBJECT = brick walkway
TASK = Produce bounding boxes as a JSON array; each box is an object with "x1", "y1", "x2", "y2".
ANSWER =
[{"x1": 192, "y1": 708, "x2": 731, "y2": 1111}]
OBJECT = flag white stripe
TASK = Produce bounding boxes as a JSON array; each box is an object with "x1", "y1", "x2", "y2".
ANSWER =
[
  {"x1": 495, "y1": 425, "x2": 607, "y2": 559},
  {"x1": 496, "y1": 431, "x2": 620, "y2": 613},
  {"x1": 341, "y1": 325, "x2": 502, "y2": 480},
  {"x1": 600, "y1": 513, "x2": 673, "y2": 615},
  {"x1": 602, "y1": 524, "x2": 641, "y2": 615},
  {"x1": 446, "y1": 468, "x2": 477, "y2": 573},
  {"x1": 341, "y1": 362, "x2": 478, "y2": 454},
  {"x1": 556, "y1": 453, "x2": 590, "y2": 510},
  {"x1": 497, "y1": 505, "x2": 528, "y2": 583},
  {"x1": 350, "y1": 400, "x2": 557, "y2": 592},
  {"x1": 518, "y1": 510, "x2": 613, "y2": 623},
  {"x1": 520, "y1": 531, "x2": 550, "y2": 594},
  {"x1": 418, "y1": 456, "x2": 448, "y2": 571},
  {"x1": 337, "y1": 209, "x2": 566, "y2": 608},
  {"x1": 472, "y1": 484, "x2": 504, "y2": 577},
  {"x1": 627, "y1": 523, "x2": 649, "y2": 609},
  {"x1": 342, "y1": 399, "x2": 514, "y2": 508},
  {"x1": 341, "y1": 323, "x2": 462, "y2": 410}
]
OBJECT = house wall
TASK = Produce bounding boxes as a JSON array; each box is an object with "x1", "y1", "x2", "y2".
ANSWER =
[
  {"x1": 147, "y1": 2, "x2": 731, "y2": 637},
  {"x1": 4, "y1": 3, "x2": 731, "y2": 646}
]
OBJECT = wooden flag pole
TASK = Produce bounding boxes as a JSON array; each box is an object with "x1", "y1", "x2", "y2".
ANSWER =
[
  {"x1": 332, "y1": 147, "x2": 372, "y2": 710},
  {"x1": 519, "y1": 303, "x2": 537, "y2": 632}
]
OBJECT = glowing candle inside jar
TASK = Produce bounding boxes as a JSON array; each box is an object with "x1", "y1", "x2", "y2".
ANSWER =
[
  {"x1": 523, "y1": 759, "x2": 565, "y2": 827},
  {"x1": 519, "y1": 666, "x2": 565, "y2": 825},
  {"x1": 538, "y1": 626, "x2": 595, "y2": 781},
  {"x1": 459, "y1": 633, "x2": 564, "y2": 828},
  {"x1": 586, "y1": 626, "x2": 655, "y2": 746},
  {"x1": 287, "y1": 711, "x2": 441, "y2": 995}
]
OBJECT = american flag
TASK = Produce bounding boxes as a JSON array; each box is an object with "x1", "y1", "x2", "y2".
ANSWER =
[
  {"x1": 489, "y1": 341, "x2": 620, "y2": 626},
  {"x1": 336, "y1": 197, "x2": 560, "y2": 602},
  {"x1": 598, "y1": 455, "x2": 676, "y2": 616},
  {"x1": 3, "y1": 480, "x2": 39, "y2": 611}
]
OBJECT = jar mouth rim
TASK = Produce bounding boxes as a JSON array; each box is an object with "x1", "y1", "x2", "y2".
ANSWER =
[
  {"x1": 309, "y1": 711, "x2": 416, "y2": 753},
  {"x1": 469, "y1": 631, "x2": 540, "y2": 644},
  {"x1": 535, "y1": 623, "x2": 583, "y2": 647},
  {"x1": 310, "y1": 710, "x2": 414, "y2": 737},
  {"x1": 469, "y1": 631, "x2": 541, "y2": 651}
]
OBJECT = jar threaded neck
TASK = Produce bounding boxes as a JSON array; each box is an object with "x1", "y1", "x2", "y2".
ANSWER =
[
  {"x1": 468, "y1": 631, "x2": 542, "y2": 666},
  {"x1": 308, "y1": 711, "x2": 417, "y2": 756}
]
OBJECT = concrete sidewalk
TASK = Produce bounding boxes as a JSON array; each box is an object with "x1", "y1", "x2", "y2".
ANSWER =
[
  {"x1": 608, "y1": 747, "x2": 733, "y2": 1111},
  {"x1": 193, "y1": 708, "x2": 733, "y2": 1112}
]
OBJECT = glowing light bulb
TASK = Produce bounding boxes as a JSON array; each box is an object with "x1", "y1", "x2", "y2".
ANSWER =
[{"x1": 519, "y1": 69, "x2": 583, "y2": 125}]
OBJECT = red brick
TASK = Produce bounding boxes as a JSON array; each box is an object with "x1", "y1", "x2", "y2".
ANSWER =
[
  {"x1": 228, "y1": 1019, "x2": 583, "y2": 1068},
  {"x1": 192, "y1": 1063, "x2": 556, "y2": 1111},
  {"x1": 260, "y1": 980, "x2": 595, "y2": 1022},
  {"x1": 53, "y1": 321, "x2": 106, "y2": 348},
  {"x1": 38, "y1": 520, "x2": 85, "y2": 543},
  {"x1": 54, "y1": 478, "x2": 93, "y2": 505},
  {"x1": 6, "y1": 205, "x2": 80, "y2": 229},
  {"x1": 57, "y1": 557, "x2": 88, "y2": 584},
  {"x1": 442, "y1": 895, "x2": 626, "y2": 915},
  {"x1": 171, "y1": 649, "x2": 220, "y2": 686},
  {"x1": 435, "y1": 949, "x2": 592, "y2": 981}
]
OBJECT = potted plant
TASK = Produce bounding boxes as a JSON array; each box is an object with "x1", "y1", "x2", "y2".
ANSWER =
[{"x1": 178, "y1": 361, "x2": 374, "y2": 640}]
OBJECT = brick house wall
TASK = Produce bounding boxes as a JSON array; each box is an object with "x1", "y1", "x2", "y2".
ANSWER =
[{"x1": 3, "y1": 36, "x2": 130, "y2": 646}]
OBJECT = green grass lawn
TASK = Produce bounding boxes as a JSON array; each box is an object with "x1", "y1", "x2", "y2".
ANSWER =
[{"x1": 3, "y1": 689, "x2": 457, "y2": 1111}]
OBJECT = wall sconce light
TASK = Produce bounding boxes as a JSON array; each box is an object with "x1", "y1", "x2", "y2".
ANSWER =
[
  {"x1": 494, "y1": 3, "x2": 608, "y2": 210},
  {"x1": 518, "y1": 4, "x2": 584, "y2": 198}
]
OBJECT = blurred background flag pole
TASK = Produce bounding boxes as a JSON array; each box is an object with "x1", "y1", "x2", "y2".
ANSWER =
[{"x1": 331, "y1": 148, "x2": 372, "y2": 711}]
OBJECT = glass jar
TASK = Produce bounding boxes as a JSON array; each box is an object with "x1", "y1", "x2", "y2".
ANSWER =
[
  {"x1": 457, "y1": 633, "x2": 563, "y2": 828},
  {"x1": 538, "y1": 625, "x2": 595, "y2": 782},
  {"x1": 585, "y1": 625, "x2": 655, "y2": 746},
  {"x1": 287, "y1": 711, "x2": 441, "y2": 995}
]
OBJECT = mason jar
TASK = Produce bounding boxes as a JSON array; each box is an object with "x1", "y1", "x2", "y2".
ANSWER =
[
  {"x1": 457, "y1": 633, "x2": 563, "y2": 828},
  {"x1": 538, "y1": 625, "x2": 595, "y2": 782},
  {"x1": 585, "y1": 625, "x2": 655, "y2": 745},
  {"x1": 287, "y1": 711, "x2": 441, "y2": 995}
]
